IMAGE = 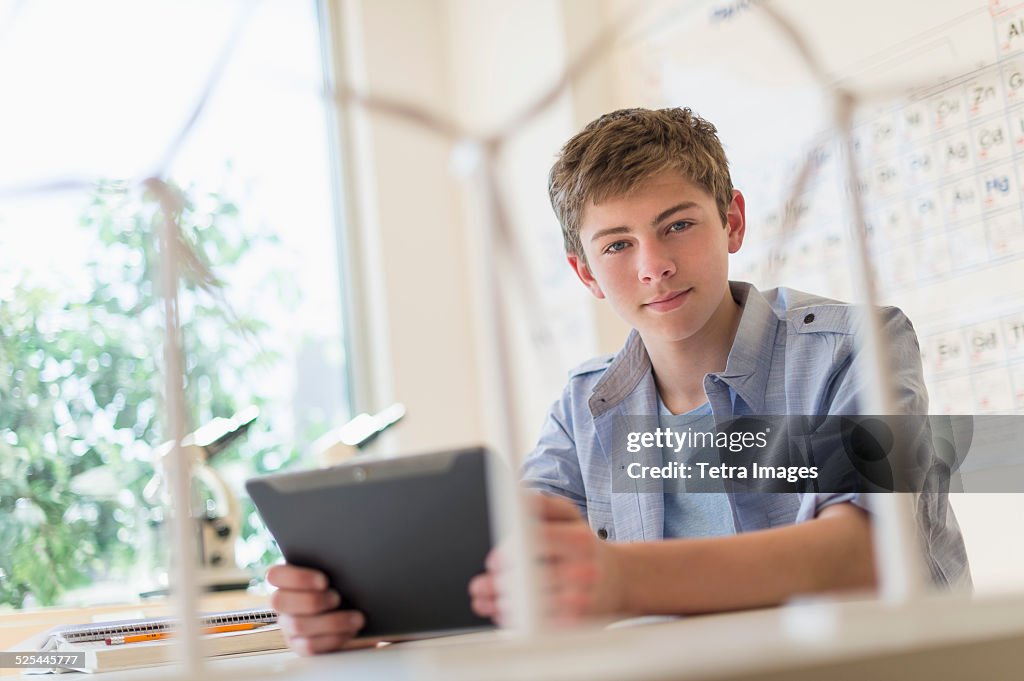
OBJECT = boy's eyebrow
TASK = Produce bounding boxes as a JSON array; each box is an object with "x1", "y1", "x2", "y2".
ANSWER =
[
  {"x1": 589, "y1": 202, "x2": 701, "y2": 243},
  {"x1": 652, "y1": 201, "x2": 699, "y2": 225},
  {"x1": 590, "y1": 225, "x2": 631, "y2": 242}
]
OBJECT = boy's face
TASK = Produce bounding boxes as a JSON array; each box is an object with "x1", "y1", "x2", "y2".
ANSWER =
[{"x1": 569, "y1": 170, "x2": 745, "y2": 345}]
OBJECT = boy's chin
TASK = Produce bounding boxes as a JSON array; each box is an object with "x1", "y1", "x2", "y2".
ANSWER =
[{"x1": 637, "y1": 318, "x2": 707, "y2": 344}]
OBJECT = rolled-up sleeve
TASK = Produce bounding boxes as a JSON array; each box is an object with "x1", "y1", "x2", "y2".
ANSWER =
[{"x1": 519, "y1": 387, "x2": 588, "y2": 518}]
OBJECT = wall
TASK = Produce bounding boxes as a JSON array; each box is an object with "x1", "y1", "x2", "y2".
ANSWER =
[
  {"x1": 324, "y1": 0, "x2": 600, "y2": 461},
  {"x1": 325, "y1": 0, "x2": 482, "y2": 454}
]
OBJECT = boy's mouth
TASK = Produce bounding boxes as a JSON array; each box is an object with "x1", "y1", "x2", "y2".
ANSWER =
[{"x1": 644, "y1": 288, "x2": 691, "y2": 312}]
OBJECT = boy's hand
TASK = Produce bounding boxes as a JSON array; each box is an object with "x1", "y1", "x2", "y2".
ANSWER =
[
  {"x1": 266, "y1": 564, "x2": 366, "y2": 655},
  {"x1": 468, "y1": 494, "x2": 627, "y2": 625}
]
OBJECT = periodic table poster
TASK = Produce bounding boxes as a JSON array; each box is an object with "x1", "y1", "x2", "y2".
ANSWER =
[{"x1": 609, "y1": 0, "x2": 1024, "y2": 416}]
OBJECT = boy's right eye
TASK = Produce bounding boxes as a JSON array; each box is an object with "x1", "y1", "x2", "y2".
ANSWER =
[{"x1": 604, "y1": 241, "x2": 629, "y2": 254}]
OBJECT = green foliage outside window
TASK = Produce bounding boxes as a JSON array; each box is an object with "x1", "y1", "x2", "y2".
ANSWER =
[{"x1": 0, "y1": 181, "x2": 306, "y2": 609}]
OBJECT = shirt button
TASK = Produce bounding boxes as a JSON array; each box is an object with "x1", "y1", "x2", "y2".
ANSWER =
[
  {"x1": 803, "y1": 313, "x2": 815, "y2": 324},
  {"x1": 597, "y1": 528, "x2": 609, "y2": 540}
]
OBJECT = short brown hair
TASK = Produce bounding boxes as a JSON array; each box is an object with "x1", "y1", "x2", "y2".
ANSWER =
[{"x1": 548, "y1": 107, "x2": 733, "y2": 259}]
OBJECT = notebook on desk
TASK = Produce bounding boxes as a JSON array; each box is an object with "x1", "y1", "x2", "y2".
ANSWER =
[{"x1": 17, "y1": 607, "x2": 286, "y2": 674}]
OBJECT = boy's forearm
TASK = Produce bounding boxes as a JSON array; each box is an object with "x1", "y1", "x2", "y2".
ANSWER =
[{"x1": 612, "y1": 503, "x2": 877, "y2": 615}]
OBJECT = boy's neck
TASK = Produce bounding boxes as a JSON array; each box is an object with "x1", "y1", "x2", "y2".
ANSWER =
[{"x1": 643, "y1": 288, "x2": 742, "y2": 415}]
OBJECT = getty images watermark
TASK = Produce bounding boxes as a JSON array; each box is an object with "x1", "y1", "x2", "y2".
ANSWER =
[
  {"x1": 622, "y1": 421, "x2": 819, "y2": 484},
  {"x1": 612, "y1": 414, "x2": 1024, "y2": 494}
]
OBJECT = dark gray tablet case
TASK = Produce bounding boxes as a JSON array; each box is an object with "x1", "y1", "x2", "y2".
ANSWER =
[{"x1": 246, "y1": 446, "x2": 495, "y2": 638}]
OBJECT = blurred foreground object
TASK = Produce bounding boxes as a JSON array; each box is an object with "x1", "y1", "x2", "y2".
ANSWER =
[{"x1": 314, "y1": 403, "x2": 406, "y2": 466}]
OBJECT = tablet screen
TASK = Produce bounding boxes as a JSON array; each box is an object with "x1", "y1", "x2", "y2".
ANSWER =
[{"x1": 247, "y1": 446, "x2": 496, "y2": 638}]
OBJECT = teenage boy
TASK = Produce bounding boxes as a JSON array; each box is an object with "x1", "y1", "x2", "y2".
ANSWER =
[{"x1": 267, "y1": 108, "x2": 969, "y2": 654}]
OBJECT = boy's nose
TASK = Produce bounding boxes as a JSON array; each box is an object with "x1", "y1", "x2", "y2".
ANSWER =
[{"x1": 637, "y1": 247, "x2": 676, "y2": 283}]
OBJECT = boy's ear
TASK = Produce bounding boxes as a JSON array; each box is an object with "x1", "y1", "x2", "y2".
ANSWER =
[
  {"x1": 567, "y1": 253, "x2": 605, "y2": 299},
  {"x1": 725, "y1": 189, "x2": 746, "y2": 254}
]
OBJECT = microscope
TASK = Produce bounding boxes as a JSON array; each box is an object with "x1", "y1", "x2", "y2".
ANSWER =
[{"x1": 142, "y1": 407, "x2": 258, "y2": 595}]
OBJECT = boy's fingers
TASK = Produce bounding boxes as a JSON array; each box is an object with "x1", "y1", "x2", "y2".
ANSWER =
[
  {"x1": 540, "y1": 523, "x2": 595, "y2": 550},
  {"x1": 279, "y1": 610, "x2": 365, "y2": 639},
  {"x1": 468, "y1": 573, "x2": 500, "y2": 619},
  {"x1": 471, "y1": 595, "x2": 499, "y2": 618},
  {"x1": 535, "y1": 494, "x2": 584, "y2": 522},
  {"x1": 535, "y1": 525, "x2": 598, "y2": 568},
  {"x1": 290, "y1": 633, "x2": 355, "y2": 656},
  {"x1": 468, "y1": 573, "x2": 497, "y2": 600},
  {"x1": 553, "y1": 588, "x2": 594, "y2": 619},
  {"x1": 485, "y1": 547, "x2": 502, "y2": 572},
  {"x1": 266, "y1": 564, "x2": 328, "y2": 590},
  {"x1": 550, "y1": 557, "x2": 599, "y2": 586},
  {"x1": 271, "y1": 588, "x2": 341, "y2": 616}
]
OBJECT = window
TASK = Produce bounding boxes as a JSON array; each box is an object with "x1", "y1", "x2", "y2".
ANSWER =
[{"x1": 0, "y1": 0, "x2": 351, "y2": 609}]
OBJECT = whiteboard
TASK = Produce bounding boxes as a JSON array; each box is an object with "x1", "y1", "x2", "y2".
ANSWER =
[{"x1": 609, "y1": 0, "x2": 1024, "y2": 417}]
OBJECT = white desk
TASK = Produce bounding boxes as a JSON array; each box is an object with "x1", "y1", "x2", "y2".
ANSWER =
[{"x1": 88, "y1": 594, "x2": 1024, "y2": 680}]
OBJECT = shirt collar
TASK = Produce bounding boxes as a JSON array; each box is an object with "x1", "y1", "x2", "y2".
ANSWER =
[
  {"x1": 589, "y1": 281, "x2": 782, "y2": 417},
  {"x1": 712, "y1": 281, "x2": 782, "y2": 414}
]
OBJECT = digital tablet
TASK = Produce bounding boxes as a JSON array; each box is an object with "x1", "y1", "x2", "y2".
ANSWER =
[{"x1": 246, "y1": 446, "x2": 497, "y2": 638}]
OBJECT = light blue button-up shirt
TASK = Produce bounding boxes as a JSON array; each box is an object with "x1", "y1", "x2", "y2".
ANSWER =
[{"x1": 521, "y1": 281, "x2": 971, "y2": 589}]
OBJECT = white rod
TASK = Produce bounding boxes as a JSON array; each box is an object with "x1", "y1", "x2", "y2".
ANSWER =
[
  {"x1": 475, "y1": 156, "x2": 542, "y2": 635},
  {"x1": 455, "y1": 143, "x2": 542, "y2": 635},
  {"x1": 835, "y1": 95, "x2": 929, "y2": 602},
  {"x1": 757, "y1": 1, "x2": 931, "y2": 603},
  {"x1": 151, "y1": 178, "x2": 205, "y2": 677}
]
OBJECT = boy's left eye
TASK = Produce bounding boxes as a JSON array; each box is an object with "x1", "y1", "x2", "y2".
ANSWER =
[{"x1": 667, "y1": 220, "x2": 693, "y2": 233}]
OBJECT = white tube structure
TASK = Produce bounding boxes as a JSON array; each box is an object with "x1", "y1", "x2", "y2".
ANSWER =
[
  {"x1": 150, "y1": 179, "x2": 205, "y2": 678},
  {"x1": 454, "y1": 141, "x2": 544, "y2": 636},
  {"x1": 834, "y1": 94, "x2": 931, "y2": 602}
]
